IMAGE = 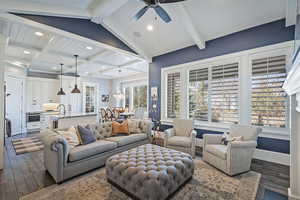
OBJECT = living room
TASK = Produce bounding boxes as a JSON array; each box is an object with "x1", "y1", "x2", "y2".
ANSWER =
[{"x1": 0, "y1": 0, "x2": 300, "y2": 200}]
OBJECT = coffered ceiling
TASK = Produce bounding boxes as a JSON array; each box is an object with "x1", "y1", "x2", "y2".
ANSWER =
[{"x1": 0, "y1": 16, "x2": 148, "y2": 79}]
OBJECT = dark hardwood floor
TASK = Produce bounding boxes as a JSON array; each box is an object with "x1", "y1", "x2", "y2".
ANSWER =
[{"x1": 0, "y1": 134, "x2": 290, "y2": 200}]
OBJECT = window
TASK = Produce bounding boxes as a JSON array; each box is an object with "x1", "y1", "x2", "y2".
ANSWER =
[
  {"x1": 211, "y1": 63, "x2": 239, "y2": 124},
  {"x1": 251, "y1": 55, "x2": 287, "y2": 128},
  {"x1": 188, "y1": 68, "x2": 209, "y2": 121},
  {"x1": 124, "y1": 87, "x2": 130, "y2": 108},
  {"x1": 161, "y1": 42, "x2": 291, "y2": 132},
  {"x1": 133, "y1": 85, "x2": 147, "y2": 109},
  {"x1": 167, "y1": 72, "x2": 181, "y2": 118}
]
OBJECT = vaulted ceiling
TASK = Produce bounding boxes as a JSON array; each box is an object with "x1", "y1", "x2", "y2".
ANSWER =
[{"x1": 0, "y1": 0, "x2": 296, "y2": 75}]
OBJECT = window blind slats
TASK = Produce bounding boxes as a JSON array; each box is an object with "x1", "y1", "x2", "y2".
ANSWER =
[
  {"x1": 189, "y1": 68, "x2": 208, "y2": 121},
  {"x1": 167, "y1": 72, "x2": 181, "y2": 118},
  {"x1": 251, "y1": 55, "x2": 287, "y2": 128},
  {"x1": 211, "y1": 63, "x2": 239, "y2": 124}
]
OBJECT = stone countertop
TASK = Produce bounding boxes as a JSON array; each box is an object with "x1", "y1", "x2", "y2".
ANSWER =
[{"x1": 48, "y1": 112, "x2": 97, "y2": 120}]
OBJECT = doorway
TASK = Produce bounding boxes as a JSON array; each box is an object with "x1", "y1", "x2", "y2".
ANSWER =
[{"x1": 6, "y1": 76, "x2": 24, "y2": 136}]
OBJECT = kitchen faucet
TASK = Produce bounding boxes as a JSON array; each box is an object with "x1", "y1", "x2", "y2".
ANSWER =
[{"x1": 57, "y1": 104, "x2": 66, "y2": 115}]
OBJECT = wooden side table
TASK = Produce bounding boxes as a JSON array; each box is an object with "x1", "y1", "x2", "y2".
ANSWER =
[{"x1": 152, "y1": 131, "x2": 165, "y2": 147}]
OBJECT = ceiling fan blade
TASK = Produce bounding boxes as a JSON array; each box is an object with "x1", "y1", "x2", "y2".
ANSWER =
[
  {"x1": 159, "y1": 0, "x2": 186, "y2": 3},
  {"x1": 133, "y1": 6, "x2": 149, "y2": 21},
  {"x1": 154, "y1": 5, "x2": 171, "y2": 23}
]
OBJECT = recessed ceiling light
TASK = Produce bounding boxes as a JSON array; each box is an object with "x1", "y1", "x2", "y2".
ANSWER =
[
  {"x1": 86, "y1": 46, "x2": 93, "y2": 50},
  {"x1": 35, "y1": 31, "x2": 44, "y2": 36},
  {"x1": 14, "y1": 61, "x2": 23, "y2": 66},
  {"x1": 147, "y1": 24, "x2": 154, "y2": 31},
  {"x1": 24, "y1": 50, "x2": 31, "y2": 55}
]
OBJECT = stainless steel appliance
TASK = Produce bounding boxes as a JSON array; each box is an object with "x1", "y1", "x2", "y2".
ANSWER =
[
  {"x1": 26, "y1": 112, "x2": 41, "y2": 123},
  {"x1": 26, "y1": 112, "x2": 41, "y2": 132}
]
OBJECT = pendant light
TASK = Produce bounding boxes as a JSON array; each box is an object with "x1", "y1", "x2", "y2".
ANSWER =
[
  {"x1": 71, "y1": 55, "x2": 81, "y2": 93},
  {"x1": 57, "y1": 63, "x2": 66, "y2": 95}
]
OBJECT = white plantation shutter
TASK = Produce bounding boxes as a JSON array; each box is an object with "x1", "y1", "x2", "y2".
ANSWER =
[
  {"x1": 251, "y1": 55, "x2": 287, "y2": 128},
  {"x1": 188, "y1": 68, "x2": 209, "y2": 121},
  {"x1": 167, "y1": 72, "x2": 181, "y2": 118},
  {"x1": 211, "y1": 63, "x2": 239, "y2": 124}
]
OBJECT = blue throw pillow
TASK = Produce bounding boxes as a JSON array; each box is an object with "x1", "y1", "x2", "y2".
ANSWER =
[{"x1": 77, "y1": 125, "x2": 96, "y2": 145}]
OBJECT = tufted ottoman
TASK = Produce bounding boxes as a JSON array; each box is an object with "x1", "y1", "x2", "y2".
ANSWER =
[{"x1": 106, "y1": 144, "x2": 194, "y2": 200}]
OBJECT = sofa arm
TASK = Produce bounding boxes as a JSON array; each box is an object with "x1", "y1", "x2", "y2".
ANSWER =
[
  {"x1": 40, "y1": 130, "x2": 70, "y2": 183},
  {"x1": 164, "y1": 128, "x2": 175, "y2": 147},
  {"x1": 190, "y1": 130, "x2": 197, "y2": 157},
  {"x1": 227, "y1": 141, "x2": 257, "y2": 176},
  {"x1": 140, "y1": 120, "x2": 154, "y2": 139}
]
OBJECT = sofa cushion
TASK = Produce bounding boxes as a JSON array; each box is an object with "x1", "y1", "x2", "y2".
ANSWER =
[
  {"x1": 69, "y1": 140, "x2": 117, "y2": 162},
  {"x1": 167, "y1": 136, "x2": 192, "y2": 147},
  {"x1": 127, "y1": 119, "x2": 141, "y2": 134},
  {"x1": 106, "y1": 133, "x2": 147, "y2": 147},
  {"x1": 205, "y1": 144, "x2": 228, "y2": 160}
]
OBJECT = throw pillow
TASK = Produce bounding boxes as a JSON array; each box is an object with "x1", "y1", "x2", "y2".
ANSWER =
[
  {"x1": 77, "y1": 125, "x2": 96, "y2": 145},
  {"x1": 222, "y1": 133, "x2": 243, "y2": 145},
  {"x1": 86, "y1": 124, "x2": 104, "y2": 140},
  {"x1": 57, "y1": 127, "x2": 80, "y2": 149},
  {"x1": 127, "y1": 119, "x2": 141, "y2": 134},
  {"x1": 112, "y1": 120, "x2": 129, "y2": 136}
]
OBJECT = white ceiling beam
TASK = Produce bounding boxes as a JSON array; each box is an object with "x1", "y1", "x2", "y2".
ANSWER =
[
  {"x1": 98, "y1": 59, "x2": 145, "y2": 74},
  {"x1": 88, "y1": 0, "x2": 129, "y2": 18},
  {"x1": 0, "y1": 0, "x2": 91, "y2": 19},
  {"x1": 179, "y1": 3, "x2": 205, "y2": 49},
  {"x1": 119, "y1": 59, "x2": 143, "y2": 67},
  {"x1": 89, "y1": 0, "x2": 152, "y2": 62},
  {"x1": 29, "y1": 35, "x2": 55, "y2": 67},
  {"x1": 64, "y1": 50, "x2": 114, "y2": 73},
  {"x1": 9, "y1": 41, "x2": 42, "y2": 52},
  {"x1": 286, "y1": 0, "x2": 298, "y2": 26}
]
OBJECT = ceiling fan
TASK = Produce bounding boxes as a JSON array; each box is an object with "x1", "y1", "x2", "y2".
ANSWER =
[{"x1": 133, "y1": 0, "x2": 187, "y2": 23}]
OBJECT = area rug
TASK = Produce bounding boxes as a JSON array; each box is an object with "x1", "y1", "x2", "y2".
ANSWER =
[
  {"x1": 11, "y1": 137, "x2": 44, "y2": 155},
  {"x1": 21, "y1": 159, "x2": 261, "y2": 200}
]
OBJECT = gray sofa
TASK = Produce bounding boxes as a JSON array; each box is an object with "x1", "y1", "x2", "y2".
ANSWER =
[{"x1": 40, "y1": 120, "x2": 153, "y2": 183}]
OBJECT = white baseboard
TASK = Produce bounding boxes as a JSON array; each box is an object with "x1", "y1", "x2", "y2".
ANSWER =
[
  {"x1": 196, "y1": 138, "x2": 290, "y2": 166},
  {"x1": 253, "y1": 149, "x2": 290, "y2": 166},
  {"x1": 289, "y1": 188, "x2": 300, "y2": 200}
]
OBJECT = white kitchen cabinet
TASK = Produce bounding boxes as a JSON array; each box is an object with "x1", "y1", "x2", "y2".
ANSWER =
[{"x1": 26, "y1": 77, "x2": 60, "y2": 112}]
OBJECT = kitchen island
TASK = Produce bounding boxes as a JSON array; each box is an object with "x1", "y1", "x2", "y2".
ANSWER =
[{"x1": 47, "y1": 112, "x2": 98, "y2": 130}]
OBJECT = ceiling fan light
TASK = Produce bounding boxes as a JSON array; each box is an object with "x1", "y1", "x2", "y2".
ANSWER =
[
  {"x1": 71, "y1": 84, "x2": 81, "y2": 93},
  {"x1": 57, "y1": 88, "x2": 66, "y2": 95}
]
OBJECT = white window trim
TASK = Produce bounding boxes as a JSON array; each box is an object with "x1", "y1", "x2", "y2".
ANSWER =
[
  {"x1": 122, "y1": 80, "x2": 148, "y2": 113},
  {"x1": 161, "y1": 41, "x2": 293, "y2": 138}
]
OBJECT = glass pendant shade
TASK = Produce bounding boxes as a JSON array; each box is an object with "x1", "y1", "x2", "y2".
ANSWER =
[
  {"x1": 71, "y1": 55, "x2": 81, "y2": 94},
  {"x1": 57, "y1": 63, "x2": 66, "y2": 95}
]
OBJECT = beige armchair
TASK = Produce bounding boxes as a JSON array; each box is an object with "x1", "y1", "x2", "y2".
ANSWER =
[
  {"x1": 164, "y1": 119, "x2": 197, "y2": 157},
  {"x1": 203, "y1": 125, "x2": 261, "y2": 176}
]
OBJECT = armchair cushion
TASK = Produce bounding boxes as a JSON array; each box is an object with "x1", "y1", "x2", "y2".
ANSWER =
[
  {"x1": 203, "y1": 134, "x2": 223, "y2": 145},
  {"x1": 229, "y1": 125, "x2": 261, "y2": 141},
  {"x1": 174, "y1": 119, "x2": 193, "y2": 137},
  {"x1": 205, "y1": 144, "x2": 227, "y2": 160},
  {"x1": 167, "y1": 136, "x2": 192, "y2": 147}
]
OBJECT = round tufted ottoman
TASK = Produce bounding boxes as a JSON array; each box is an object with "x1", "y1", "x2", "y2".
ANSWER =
[{"x1": 106, "y1": 144, "x2": 194, "y2": 200}]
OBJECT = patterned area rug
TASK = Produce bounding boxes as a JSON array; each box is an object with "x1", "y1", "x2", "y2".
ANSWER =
[
  {"x1": 11, "y1": 137, "x2": 44, "y2": 155},
  {"x1": 21, "y1": 159, "x2": 261, "y2": 200}
]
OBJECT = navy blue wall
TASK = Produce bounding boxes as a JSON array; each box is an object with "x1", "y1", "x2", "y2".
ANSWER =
[
  {"x1": 15, "y1": 14, "x2": 135, "y2": 54},
  {"x1": 149, "y1": 19, "x2": 294, "y2": 154}
]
